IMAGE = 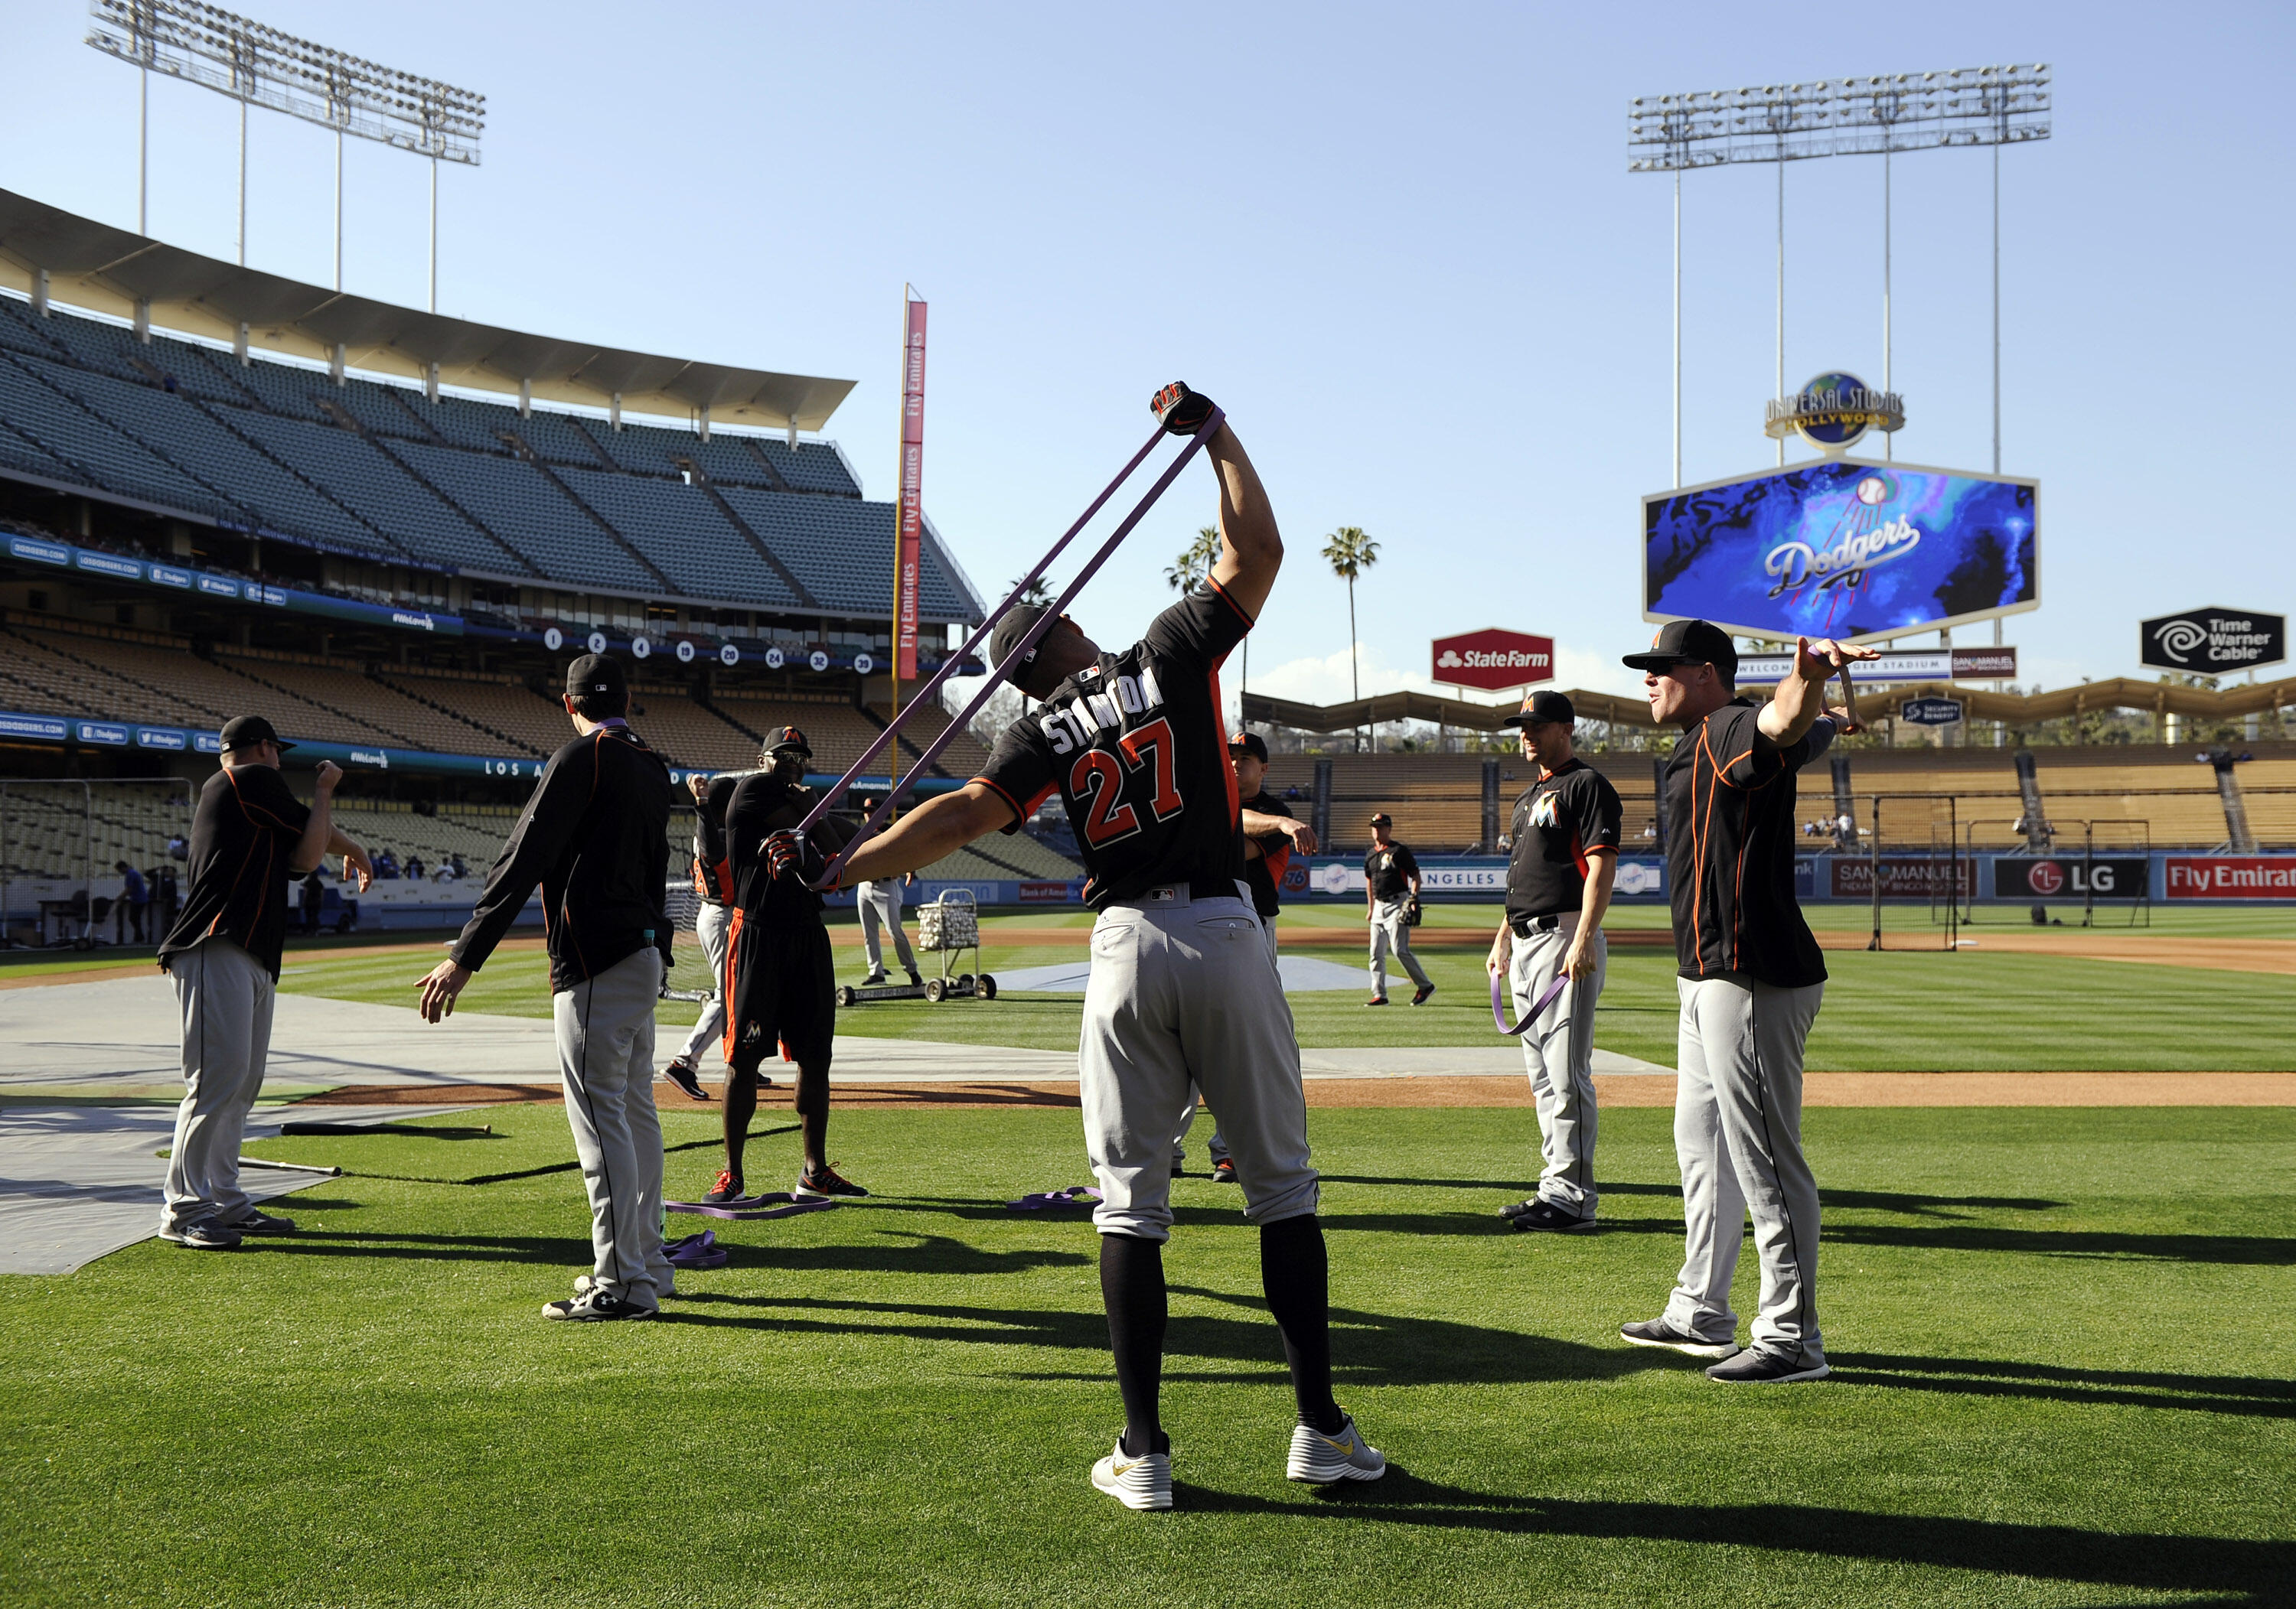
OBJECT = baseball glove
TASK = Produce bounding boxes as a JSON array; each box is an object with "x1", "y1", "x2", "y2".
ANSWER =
[
  {"x1": 1150, "y1": 381, "x2": 1216, "y2": 436},
  {"x1": 1404, "y1": 896, "x2": 1424, "y2": 927}
]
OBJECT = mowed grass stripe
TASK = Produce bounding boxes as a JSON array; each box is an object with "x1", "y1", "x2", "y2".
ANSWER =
[{"x1": 5, "y1": 1106, "x2": 2291, "y2": 1607}]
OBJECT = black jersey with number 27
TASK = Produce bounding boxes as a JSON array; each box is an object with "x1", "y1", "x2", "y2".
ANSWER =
[{"x1": 977, "y1": 581, "x2": 1251, "y2": 910}]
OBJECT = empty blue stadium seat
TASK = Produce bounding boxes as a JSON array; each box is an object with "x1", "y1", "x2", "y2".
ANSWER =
[
  {"x1": 383, "y1": 441, "x2": 660, "y2": 594},
  {"x1": 553, "y1": 466, "x2": 801, "y2": 608}
]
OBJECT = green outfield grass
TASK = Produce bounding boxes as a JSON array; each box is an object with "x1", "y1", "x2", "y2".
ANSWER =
[
  {"x1": 274, "y1": 921, "x2": 2296, "y2": 1072},
  {"x1": 5, "y1": 1104, "x2": 2290, "y2": 1607}
]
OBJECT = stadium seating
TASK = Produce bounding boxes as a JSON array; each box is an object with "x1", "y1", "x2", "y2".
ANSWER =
[{"x1": 0, "y1": 298, "x2": 966, "y2": 628}]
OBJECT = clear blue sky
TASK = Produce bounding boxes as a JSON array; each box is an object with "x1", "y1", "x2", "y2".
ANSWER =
[{"x1": 5, "y1": 2, "x2": 2291, "y2": 705}]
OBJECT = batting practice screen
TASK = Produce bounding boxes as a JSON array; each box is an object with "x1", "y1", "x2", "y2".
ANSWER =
[{"x1": 1644, "y1": 460, "x2": 2038, "y2": 641}]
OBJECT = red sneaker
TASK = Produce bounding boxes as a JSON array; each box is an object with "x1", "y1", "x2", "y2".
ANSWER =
[
  {"x1": 794, "y1": 1162, "x2": 869, "y2": 1200},
  {"x1": 701, "y1": 1168, "x2": 746, "y2": 1205}
]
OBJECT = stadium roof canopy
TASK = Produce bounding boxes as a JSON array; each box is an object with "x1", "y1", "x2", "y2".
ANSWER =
[{"x1": 0, "y1": 187, "x2": 855, "y2": 433}]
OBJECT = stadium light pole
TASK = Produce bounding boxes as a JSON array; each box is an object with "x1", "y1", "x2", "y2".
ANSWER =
[
  {"x1": 86, "y1": 2, "x2": 483, "y2": 301},
  {"x1": 1671, "y1": 166, "x2": 1680, "y2": 488},
  {"x1": 1629, "y1": 66, "x2": 2049, "y2": 477}
]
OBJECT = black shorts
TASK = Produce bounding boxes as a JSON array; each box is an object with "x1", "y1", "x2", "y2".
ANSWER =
[{"x1": 723, "y1": 914, "x2": 836, "y2": 1077}]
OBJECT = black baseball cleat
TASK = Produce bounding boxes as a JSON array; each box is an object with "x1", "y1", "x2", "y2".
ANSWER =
[
  {"x1": 158, "y1": 1220, "x2": 241, "y2": 1250},
  {"x1": 541, "y1": 1289, "x2": 657, "y2": 1323},
  {"x1": 701, "y1": 1168, "x2": 747, "y2": 1206},
  {"x1": 662, "y1": 1057, "x2": 709, "y2": 1102},
  {"x1": 1411, "y1": 984, "x2": 1437, "y2": 1006},
  {"x1": 221, "y1": 1209, "x2": 297, "y2": 1236},
  {"x1": 1706, "y1": 1347, "x2": 1830, "y2": 1384},
  {"x1": 906, "y1": 971, "x2": 924, "y2": 987},
  {"x1": 1365, "y1": 996, "x2": 1389, "y2": 1008},
  {"x1": 1508, "y1": 1200, "x2": 1594, "y2": 1233},
  {"x1": 1212, "y1": 1158, "x2": 1238, "y2": 1185},
  {"x1": 1619, "y1": 1318, "x2": 1740, "y2": 1360},
  {"x1": 794, "y1": 1163, "x2": 869, "y2": 1200}
]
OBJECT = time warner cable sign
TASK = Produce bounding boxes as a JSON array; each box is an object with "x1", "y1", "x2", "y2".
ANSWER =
[{"x1": 1644, "y1": 460, "x2": 2038, "y2": 640}]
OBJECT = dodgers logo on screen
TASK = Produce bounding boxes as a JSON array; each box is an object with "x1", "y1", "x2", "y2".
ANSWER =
[{"x1": 1764, "y1": 471, "x2": 1922, "y2": 599}]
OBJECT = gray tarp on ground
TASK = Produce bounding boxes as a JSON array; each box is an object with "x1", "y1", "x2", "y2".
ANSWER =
[{"x1": 0, "y1": 1103, "x2": 476, "y2": 1276}]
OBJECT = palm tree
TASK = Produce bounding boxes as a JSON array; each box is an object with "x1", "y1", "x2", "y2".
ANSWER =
[
  {"x1": 1322, "y1": 526, "x2": 1378, "y2": 751},
  {"x1": 1009, "y1": 573, "x2": 1054, "y2": 610},
  {"x1": 1163, "y1": 526, "x2": 1221, "y2": 594}
]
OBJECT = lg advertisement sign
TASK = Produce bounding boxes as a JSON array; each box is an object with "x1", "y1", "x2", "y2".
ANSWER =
[
  {"x1": 1991, "y1": 858, "x2": 2148, "y2": 901},
  {"x1": 1433, "y1": 628, "x2": 1554, "y2": 692},
  {"x1": 1644, "y1": 461, "x2": 2037, "y2": 641}
]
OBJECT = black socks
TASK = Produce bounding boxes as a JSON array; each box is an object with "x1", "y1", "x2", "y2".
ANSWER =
[
  {"x1": 1100, "y1": 1233, "x2": 1167, "y2": 1456},
  {"x1": 1261, "y1": 1213, "x2": 1345, "y2": 1434}
]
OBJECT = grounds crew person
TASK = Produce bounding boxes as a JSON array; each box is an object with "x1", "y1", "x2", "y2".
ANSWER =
[
  {"x1": 417, "y1": 655, "x2": 676, "y2": 1322},
  {"x1": 820, "y1": 386, "x2": 1383, "y2": 1510},
  {"x1": 1176, "y1": 730, "x2": 1319, "y2": 1184},
  {"x1": 715, "y1": 728, "x2": 864, "y2": 1204},
  {"x1": 1616, "y1": 619, "x2": 1870, "y2": 1383},
  {"x1": 156, "y1": 715, "x2": 372, "y2": 1249},
  {"x1": 1363, "y1": 813, "x2": 1433, "y2": 1005},
  {"x1": 662, "y1": 770, "x2": 749, "y2": 1103},
  {"x1": 1485, "y1": 691, "x2": 1622, "y2": 1233}
]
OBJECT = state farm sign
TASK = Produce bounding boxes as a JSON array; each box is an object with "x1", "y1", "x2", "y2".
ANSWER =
[{"x1": 1432, "y1": 628, "x2": 1554, "y2": 692}]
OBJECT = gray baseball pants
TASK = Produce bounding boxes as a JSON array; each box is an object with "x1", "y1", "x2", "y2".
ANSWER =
[
  {"x1": 1368, "y1": 897, "x2": 1431, "y2": 998},
  {"x1": 159, "y1": 936, "x2": 275, "y2": 1234},
  {"x1": 555, "y1": 947, "x2": 672, "y2": 1308},
  {"x1": 1173, "y1": 911, "x2": 1276, "y2": 1164},
  {"x1": 673, "y1": 899, "x2": 733, "y2": 1067},
  {"x1": 1663, "y1": 975, "x2": 1827, "y2": 1365},
  {"x1": 1083, "y1": 888, "x2": 1316, "y2": 1239},
  {"x1": 856, "y1": 879, "x2": 917, "y2": 979},
  {"x1": 1510, "y1": 914, "x2": 1606, "y2": 1218}
]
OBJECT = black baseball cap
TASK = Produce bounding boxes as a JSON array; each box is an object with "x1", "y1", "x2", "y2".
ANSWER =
[
  {"x1": 990, "y1": 603, "x2": 1075, "y2": 676},
  {"x1": 1501, "y1": 689, "x2": 1576, "y2": 729},
  {"x1": 766, "y1": 725, "x2": 812, "y2": 758},
  {"x1": 219, "y1": 714, "x2": 293, "y2": 752},
  {"x1": 1369, "y1": 811, "x2": 1393, "y2": 826},
  {"x1": 1228, "y1": 730, "x2": 1268, "y2": 762},
  {"x1": 1622, "y1": 618, "x2": 1737, "y2": 681},
  {"x1": 565, "y1": 653, "x2": 627, "y2": 699}
]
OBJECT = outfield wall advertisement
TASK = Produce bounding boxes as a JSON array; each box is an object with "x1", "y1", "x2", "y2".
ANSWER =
[{"x1": 1644, "y1": 460, "x2": 2037, "y2": 641}]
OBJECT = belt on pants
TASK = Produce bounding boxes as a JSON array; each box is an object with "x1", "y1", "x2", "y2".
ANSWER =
[
  {"x1": 1509, "y1": 913, "x2": 1564, "y2": 938},
  {"x1": 1120, "y1": 878, "x2": 1247, "y2": 908}
]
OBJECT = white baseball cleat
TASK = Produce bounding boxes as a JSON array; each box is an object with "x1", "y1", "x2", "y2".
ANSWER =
[
  {"x1": 1287, "y1": 1413, "x2": 1385, "y2": 1484},
  {"x1": 1619, "y1": 1317, "x2": 1740, "y2": 1360},
  {"x1": 1090, "y1": 1438, "x2": 1173, "y2": 1510}
]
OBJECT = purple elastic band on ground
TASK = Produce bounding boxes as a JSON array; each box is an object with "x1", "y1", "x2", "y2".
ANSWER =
[
  {"x1": 1006, "y1": 1187, "x2": 1102, "y2": 1211},
  {"x1": 667, "y1": 1193, "x2": 838, "y2": 1220}
]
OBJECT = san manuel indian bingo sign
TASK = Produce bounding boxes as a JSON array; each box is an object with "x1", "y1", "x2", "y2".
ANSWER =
[
  {"x1": 1644, "y1": 373, "x2": 2039, "y2": 643},
  {"x1": 1432, "y1": 629, "x2": 1554, "y2": 693}
]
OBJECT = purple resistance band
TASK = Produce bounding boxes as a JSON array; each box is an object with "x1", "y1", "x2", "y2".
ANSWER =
[
  {"x1": 1492, "y1": 971, "x2": 1569, "y2": 1037},
  {"x1": 794, "y1": 406, "x2": 1229, "y2": 888}
]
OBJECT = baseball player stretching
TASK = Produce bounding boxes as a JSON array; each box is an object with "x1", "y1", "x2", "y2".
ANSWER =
[
  {"x1": 718, "y1": 728, "x2": 865, "y2": 1204},
  {"x1": 1617, "y1": 619, "x2": 1871, "y2": 1383},
  {"x1": 820, "y1": 386, "x2": 1383, "y2": 1510},
  {"x1": 1486, "y1": 690, "x2": 1622, "y2": 1233},
  {"x1": 662, "y1": 770, "x2": 745, "y2": 1103},
  {"x1": 419, "y1": 655, "x2": 676, "y2": 1321},
  {"x1": 155, "y1": 715, "x2": 372, "y2": 1249}
]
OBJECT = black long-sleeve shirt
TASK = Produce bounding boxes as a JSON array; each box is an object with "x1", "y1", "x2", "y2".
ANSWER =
[{"x1": 451, "y1": 722, "x2": 673, "y2": 992}]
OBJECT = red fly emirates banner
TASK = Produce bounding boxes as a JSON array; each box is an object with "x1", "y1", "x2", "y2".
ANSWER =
[
  {"x1": 895, "y1": 298, "x2": 928, "y2": 679},
  {"x1": 2166, "y1": 857, "x2": 2296, "y2": 899},
  {"x1": 1432, "y1": 628, "x2": 1554, "y2": 692}
]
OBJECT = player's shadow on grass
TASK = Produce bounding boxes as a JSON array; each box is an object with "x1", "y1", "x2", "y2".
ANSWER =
[
  {"x1": 1826, "y1": 1352, "x2": 2296, "y2": 1420},
  {"x1": 1175, "y1": 1474, "x2": 2293, "y2": 1603},
  {"x1": 249, "y1": 1230, "x2": 593, "y2": 1264},
  {"x1": 670, "y1": 1286, "x2": 1667, "y2": 1388},
  {"x1": 1821, "y1": 1223, "x2": 2295, "y2": 1267},
  {"x1": 1321, "y1": 1175, "x2": 2066, "y2": 1218},
  {"x1": 733, "y1": 1230, "x2": 1088, "y2": 1278}
]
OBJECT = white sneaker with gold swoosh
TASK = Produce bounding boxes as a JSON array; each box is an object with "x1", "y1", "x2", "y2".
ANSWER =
[
  {"x1": 1287, "y1": 1413, "x2": 1385, "y2": 1483},
  {"x1": 1090, "y1": 1438, "x2": 1173, "y2": 1510}
]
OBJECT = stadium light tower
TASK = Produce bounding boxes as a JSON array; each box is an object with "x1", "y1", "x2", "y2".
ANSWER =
[
  {"x1": 86, "y1": 0, "x2": 484, "y2": 309},
  {"x1": 1630, "y1": 65, "x2": 2050, "y2": 483}
]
